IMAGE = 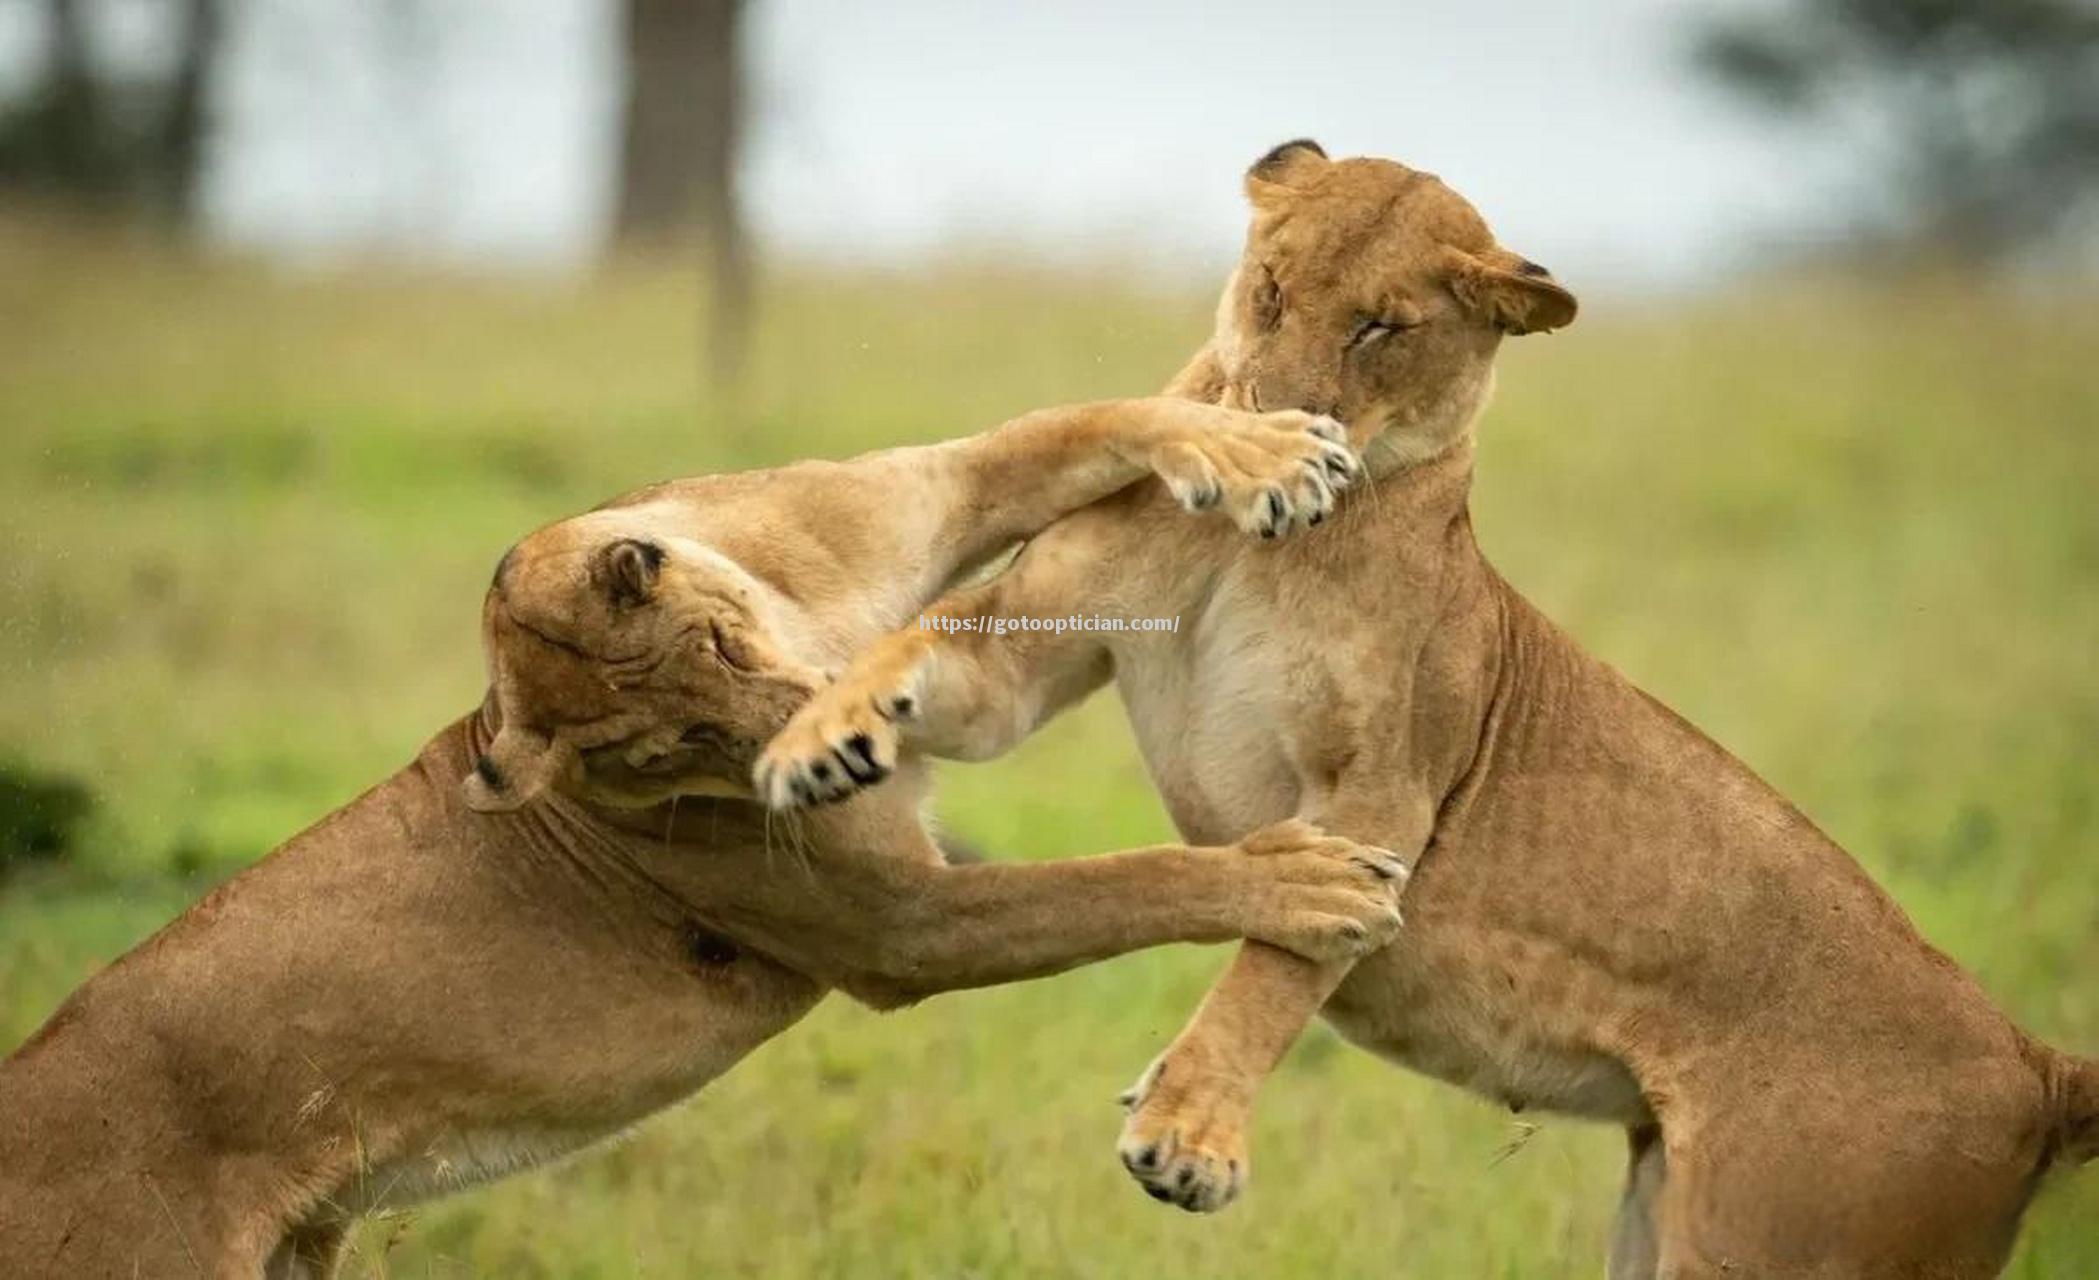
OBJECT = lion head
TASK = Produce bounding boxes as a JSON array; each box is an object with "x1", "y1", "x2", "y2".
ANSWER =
[
  {"x1": 1209, "y1": 140, "x2": 1576, "y2": 465},
  {"x1": 463, "y1": 501, "x2": 827, "y2": 813}
]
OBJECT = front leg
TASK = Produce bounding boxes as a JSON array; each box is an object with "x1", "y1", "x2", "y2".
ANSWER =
[
  {"x1": 927, "y1": 399, "x2": 1358, "y2": 566},
  {"x1": 1114, "y1": 943, "x2": 1350, "y2": 1212},
  {"x1": 830, "y1": 819, "x2": 1405, "y2": 1008},
  {"x1": 685, "y1": 819, "x2": 1404, "y2": 1009},
  {"x1": 753, "y1": 514, "x2": 1119, "y2": 807},
  {"x1": 1117, "y1": 798, "x2": 1433, "y2": 1213}
]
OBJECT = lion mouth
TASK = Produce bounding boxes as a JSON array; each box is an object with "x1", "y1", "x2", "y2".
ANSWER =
[{"x1": 574, "y1": 720, "x2": 765, "y2": 804}]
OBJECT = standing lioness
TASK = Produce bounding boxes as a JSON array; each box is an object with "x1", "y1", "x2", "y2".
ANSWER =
[
  {"x1": 758, "y1": 143, "x2": 2099, "y2": 1276},
  {"x1": 0, "y1": 397, "x2": 1403, "y2": 1278}
]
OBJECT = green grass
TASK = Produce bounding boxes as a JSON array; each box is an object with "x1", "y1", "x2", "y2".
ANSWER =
[{"x1": 2, "y1": 222, "x2": 2095, "y2": 1276}]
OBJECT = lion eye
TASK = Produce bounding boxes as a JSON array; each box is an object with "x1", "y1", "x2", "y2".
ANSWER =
[
  {"x1": 1347, "y1": 315, "x2": 1414, "y2": 349},
  {"x1": 708, "y1": 621, "x2": 756, "y2": 673}
]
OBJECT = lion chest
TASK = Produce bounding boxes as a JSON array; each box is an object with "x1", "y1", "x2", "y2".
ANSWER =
[{"x1": 1111, "y1": 580, "x2": 1388, "y2": 847}]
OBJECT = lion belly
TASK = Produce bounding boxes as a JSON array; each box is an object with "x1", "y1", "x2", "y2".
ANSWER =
[{"x1": 1319, "y1": 935, "x2": 1652, "y2": 1126}]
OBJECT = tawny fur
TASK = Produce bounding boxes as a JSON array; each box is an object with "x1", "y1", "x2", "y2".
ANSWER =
[
  {"x1": 758, "y1": 143, "x2": 2099, "y2": 1278},
  {"x1": 0, "y1": 398, "x2": 1404, "y2": 1278}
]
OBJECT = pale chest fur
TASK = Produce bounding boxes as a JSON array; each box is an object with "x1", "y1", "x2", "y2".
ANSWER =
[
  {"x1": 1105, "y1": 499, "x2": 1462, "y2": 847},
  {"x1": 1111, "y1": 560, "x2": 1391, "y2": 846}
]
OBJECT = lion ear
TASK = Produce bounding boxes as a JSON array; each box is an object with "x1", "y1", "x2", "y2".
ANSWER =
[
  {"x1": 462, "y1": 725, "x2": 569, "y2": 812},
  {"x1": 599, "y1": 539, "x2": 664, "y2": 608},
  {"x1": 1443, "y1": 248, "x2": 1578, "y2": 336},
  {"x1": 1244, "y1": 138, "x2": 1329, "y2": 208}
]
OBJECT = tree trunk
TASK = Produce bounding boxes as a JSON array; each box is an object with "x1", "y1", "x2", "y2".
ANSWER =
[
  {"x1": 157, "y1": 0, "x2": 223, "y2": 227},
  {"x1": 34, "y1": 0, "x2": 111, "y2": 198},
  {"x1": 616, "y1": 0, "x2": 750, "y2": 386}
]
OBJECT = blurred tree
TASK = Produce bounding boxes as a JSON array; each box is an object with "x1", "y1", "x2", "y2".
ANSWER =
[
  {"x1": 1694, "y1": 0, "x2": 2099, "y2": 262},
  {"x1": 0, "y1": 761, "x2": 94, "y2": 881},
  {"x1": 616, "y1": 0, "x2": 751, "y2": 386},
  {"x1": 0, "y1": 0, "x2": 224, "y2": 228},
  {"x1": 156, "y1": 0, "x2": 225, "y2": 226},
  {"x1": 0, "y1": 0, "x2": 120, "y2": 203}
]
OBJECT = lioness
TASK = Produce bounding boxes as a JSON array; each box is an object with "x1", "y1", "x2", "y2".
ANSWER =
[
  {"x1": 755, "y1": 143, "x2": 2099, "y2": 1276},
  {"x1": 0, "y1": 397, "x2": 1405, "y2": 1278}
]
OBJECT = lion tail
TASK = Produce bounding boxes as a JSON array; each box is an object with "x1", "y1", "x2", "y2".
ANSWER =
[{"x1": 2053, "y1": 1051, "x2": 2099, "y2": 1166}]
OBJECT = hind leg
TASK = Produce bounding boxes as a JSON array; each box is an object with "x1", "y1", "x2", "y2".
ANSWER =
[
  {"x1": 1650, "y1": 1070, "x2": 2046, "y2": 1278},
  {"x1": 1609, "y1": 1124, "x2": 1666, "y2": 1280}
]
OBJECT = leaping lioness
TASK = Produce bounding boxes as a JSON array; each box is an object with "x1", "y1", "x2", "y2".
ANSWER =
[{"x1": 757, "y1": 142, "x2": 2099, "y2": 1277}]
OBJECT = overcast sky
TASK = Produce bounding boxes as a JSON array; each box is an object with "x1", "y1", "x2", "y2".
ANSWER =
[{"x1": 3, "y1": 0, "x2": 1846, "y2": 290}]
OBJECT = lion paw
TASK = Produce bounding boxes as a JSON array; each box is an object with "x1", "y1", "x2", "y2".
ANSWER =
[
  {"x1": 1116, "y1": 1054, "x2": 1253, "y2": 1214},
  {"x1": 1231, "y1": 819, "x2": 1406, "y2": 964},
  {"x1": 753, "y1": 652, "x2": 924, "y2": 808},
  {"x1": 1148, "y1": 409, "x2": 1359, "y2": 539}
]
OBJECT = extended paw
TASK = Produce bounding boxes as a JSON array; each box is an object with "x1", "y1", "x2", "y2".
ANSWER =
[
  {"x1": 1149, "y1": 410, "x2": 1360, "y2": 539},
  {"x1": 1232, "y1": 819, "x2": 1406, "y2": 964},
  {"x1": 1116, "y1": 1053, "x2": 1252, "y2": 1213},
  {"x1": 753, "y1": 658, "x2": 923, "y2": 808}
]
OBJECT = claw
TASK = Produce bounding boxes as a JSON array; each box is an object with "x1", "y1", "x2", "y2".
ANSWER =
[
  {"x1": 836, "y1": 734, "x2": 888, "y2": 785},
  {"x1": 1354, "y1": 854, "x2": 1404, "y2": 881}
]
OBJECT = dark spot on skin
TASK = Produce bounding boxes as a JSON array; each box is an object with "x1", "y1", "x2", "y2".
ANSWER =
[
  {"x1": 681, "y1": 921, "x2": 740, "y2": 967},
  {"x1": 1517, "y1": 260, "x2": 1551, "y2": 277},
  {"x1": 475, "y1": 755, "x2": 504, "y2": 790},
  {"x1": 1146, "y1": 1184, "x2": 1175, "y2": 1203}
]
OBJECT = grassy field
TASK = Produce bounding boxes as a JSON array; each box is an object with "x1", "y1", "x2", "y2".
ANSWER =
[{"x1": 3, "y1": 222, "x2": 2096, "y2": 1276}]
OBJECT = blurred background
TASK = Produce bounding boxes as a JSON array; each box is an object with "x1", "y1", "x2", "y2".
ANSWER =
[{"x1": 2, "y1": 0, "x2": 2095, "y2": 1274}]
